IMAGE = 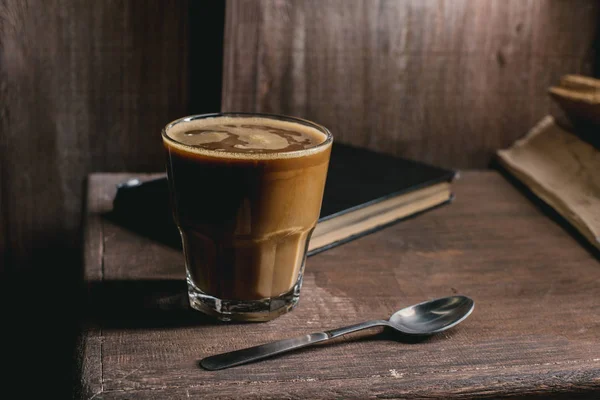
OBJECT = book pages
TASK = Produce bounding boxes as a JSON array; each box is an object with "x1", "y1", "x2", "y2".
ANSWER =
[{"x1": 497, "y1": 116, "x2": 600, "y2": 250}]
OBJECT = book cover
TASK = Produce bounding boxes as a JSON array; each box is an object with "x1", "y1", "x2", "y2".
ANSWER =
[
  {"x1": 307, "y1": 143, "x2": 455, "y2": 255},
  {"x1": 111, "y1": 143, "x2": 456, "y2": 255}
]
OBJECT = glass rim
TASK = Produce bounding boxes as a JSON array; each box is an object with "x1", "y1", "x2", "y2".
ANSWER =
[{"x1": 162, "y1": 112, "x2": 333, "y2": 159}]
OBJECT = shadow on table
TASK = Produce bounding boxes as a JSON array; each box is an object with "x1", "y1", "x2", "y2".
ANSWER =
[
  {"x1": 104, "y1": 176, "x2": 182, "y2": 250},
  {"x1": 103, "y1": 210, "x2": 182, "y2": 250},
  {"x1": 85, "y1": 279, "x2": 224, "y2": 329}
]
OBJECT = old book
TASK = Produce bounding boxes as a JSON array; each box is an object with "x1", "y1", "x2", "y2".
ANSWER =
[
  {"x1": 307, "y1": 143, "x2": 455, "y2": 255},
  {"x1": 497, "y1": 116, "x2": 600, "y2": 250},
  {"x1": 549, "y1": 74, "x2": 600, "y2": 127},
  {"x1": 111, "y1": 143, "x2": 456, "y2": 255},
  {"x1": 548, "y1": 74, "x2": 600, "y2": 150}
]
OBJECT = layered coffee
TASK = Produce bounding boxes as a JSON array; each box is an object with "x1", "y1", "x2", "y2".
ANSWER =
[{"x1": 163, "y1": 114, "x2": 331, "y2": 319}]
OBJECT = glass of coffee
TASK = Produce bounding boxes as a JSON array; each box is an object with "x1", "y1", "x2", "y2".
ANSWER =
[{"x1": 162, "y1": 113, "x2": 332, "y2": 321}]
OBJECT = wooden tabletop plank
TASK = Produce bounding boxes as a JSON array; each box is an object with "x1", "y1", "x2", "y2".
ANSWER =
[{"x1": 78, "y1": 171, "x2": 600, "y2": 399}]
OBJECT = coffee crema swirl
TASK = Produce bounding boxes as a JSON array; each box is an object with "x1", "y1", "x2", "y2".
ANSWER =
[{"x1": 165, "y1": 116, "x2": 327, "y2": 157}]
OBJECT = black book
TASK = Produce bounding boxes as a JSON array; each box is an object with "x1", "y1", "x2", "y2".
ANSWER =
[
  {"x1": 307, "y1": 143, "x2": 455, "y2": 255},
  {"x1": 112, "y1": 143, "x2": 456, "y2": 255}
]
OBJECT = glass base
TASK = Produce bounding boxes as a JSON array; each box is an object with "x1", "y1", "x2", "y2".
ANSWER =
[{"x1": 186, "y1": 274, "x2": 302, "y2": 322}]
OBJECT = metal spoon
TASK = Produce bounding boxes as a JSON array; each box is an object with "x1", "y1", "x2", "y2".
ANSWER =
[{"x1": 200, "y1": 295, "x2": 474, "y2": 370}]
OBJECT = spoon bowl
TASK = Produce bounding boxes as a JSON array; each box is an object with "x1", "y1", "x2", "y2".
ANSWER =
[{"x1": 388, "y1": 295, "x2": 475, "y2": 335}]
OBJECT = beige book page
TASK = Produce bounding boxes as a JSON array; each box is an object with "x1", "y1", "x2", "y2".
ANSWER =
[{"x1": 497, "y1": 116, "x2": 600, "y2": 249}]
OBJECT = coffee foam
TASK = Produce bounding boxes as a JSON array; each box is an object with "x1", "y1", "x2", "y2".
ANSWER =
[{"x1": 163, "y1": 116, "x2": 330, "y2": 160}]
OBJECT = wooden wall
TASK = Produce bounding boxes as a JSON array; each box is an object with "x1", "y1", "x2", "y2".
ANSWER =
[
  {"x1": 0, "y1": 0, "x2": 203, "y2": 395},
  {"x1": 222, "y1": 0, "x2": 600, "y2": 169},
  {"x1": 0, "y1": 0, "x2": 189, "y2": 276}
]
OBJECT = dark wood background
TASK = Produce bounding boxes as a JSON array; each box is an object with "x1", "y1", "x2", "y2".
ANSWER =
[
  {"x1": 0, "y1": 0, "x2": 222, "y2": 396},
  {"x1": 0, "y1": 0, "x2": 187, "y2": 275},
  {"x1": 0, "y1": 0, "x2": 598, "y2": 396},
  {"x1": 222, "y1": 0, "x2": 600, "y2": 168}
]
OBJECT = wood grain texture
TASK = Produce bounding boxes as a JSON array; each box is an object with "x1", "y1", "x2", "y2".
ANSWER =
[
  {"x1": 222, "y1": 0, "x2": 600, "y2": 169},
  {"x1": 78, "y1": 171, "x2": 600, "y2": 399},
  {"x1": 0, "y1": 0, "x2": 188, "y2": 273},
  {"x1": 0, "y1": 2, "x2": 189, "y2": 396}
]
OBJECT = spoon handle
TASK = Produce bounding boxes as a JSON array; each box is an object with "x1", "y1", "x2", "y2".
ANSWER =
[
  {"x1": 200, "y1": 320, "x2": 388, "y2": 371},
  {"x1": 326, "y1": 319, "x2": 389, "y2": 338}
]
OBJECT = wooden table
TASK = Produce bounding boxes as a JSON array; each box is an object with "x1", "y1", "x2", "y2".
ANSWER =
[{"x1": 76, "y1": 171, "x2": 600, "y2": 399}]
